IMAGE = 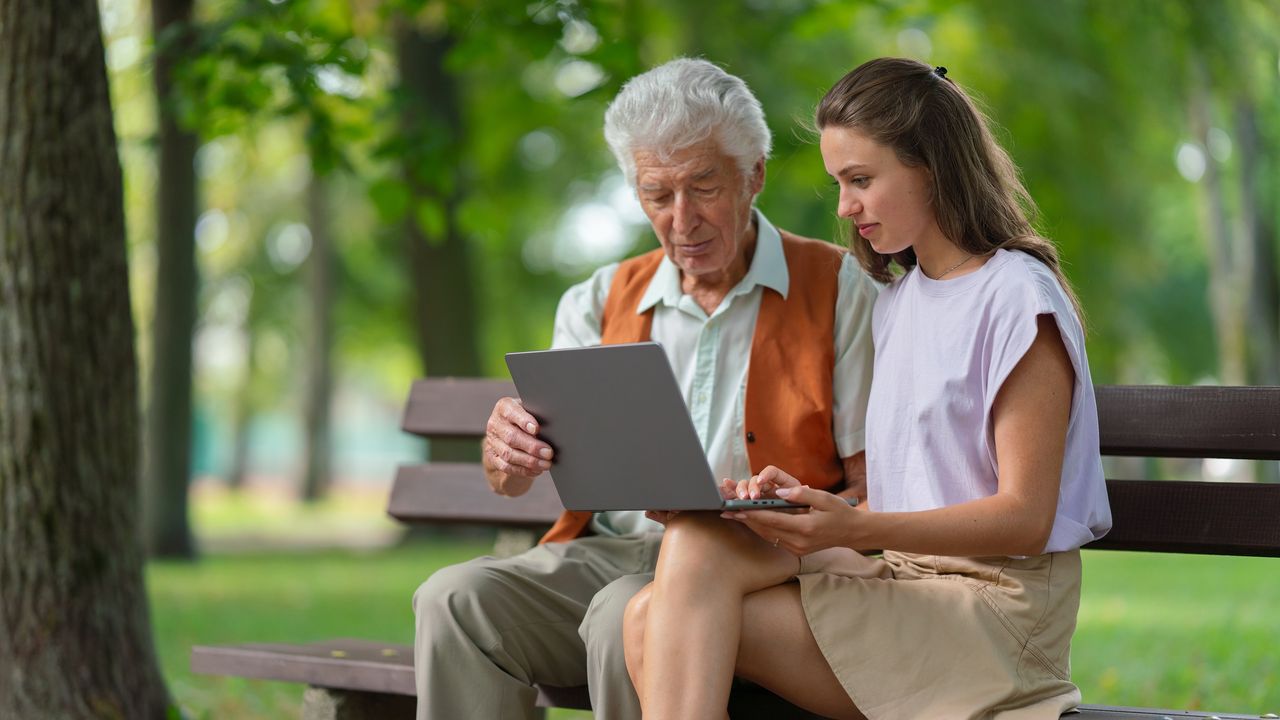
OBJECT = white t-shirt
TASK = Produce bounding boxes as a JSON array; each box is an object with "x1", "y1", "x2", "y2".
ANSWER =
[
  {"x1": 552, "y1": 210, "x2": 879, "y2": 536},
  {"x1": 866, "y1": 249, "x2": 1111, "y2": 554}
]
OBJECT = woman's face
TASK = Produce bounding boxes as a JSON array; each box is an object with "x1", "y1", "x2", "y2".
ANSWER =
[{"x1": 819, "y1": 126, "x2": 942, "y2": 256}]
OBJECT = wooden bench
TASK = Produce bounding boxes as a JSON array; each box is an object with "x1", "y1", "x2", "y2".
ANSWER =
[{"x1": 191, "y1": 379, "x2": 1280, "y2": 719}]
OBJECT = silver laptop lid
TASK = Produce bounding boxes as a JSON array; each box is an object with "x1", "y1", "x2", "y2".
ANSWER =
[{"x1": 504, "y1": 342, "x2": 725, "y2": 512}]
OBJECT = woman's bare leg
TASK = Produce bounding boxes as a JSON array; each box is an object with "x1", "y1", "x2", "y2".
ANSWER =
[
  {"x1": 734, "y1": 583, "x2": 864, "y2": 719},
  {"x1": 627, "y1": 578, "x2": 862, "y2": 719},
  {"x1": 634, "y1": 512, "x2": 807, "y2": 719}
]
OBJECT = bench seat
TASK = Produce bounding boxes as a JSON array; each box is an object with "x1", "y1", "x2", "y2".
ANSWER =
[
  {"x1": 190, "y1": 381, "x2": 1280, "y2": 718},
  {"x1": 189, "y1": 639, "x2": 1271, "y2": 719}
]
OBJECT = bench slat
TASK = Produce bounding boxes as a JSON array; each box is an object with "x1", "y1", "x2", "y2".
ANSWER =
[
  {"x1": 387, "y1": 463, "x2": 563, "y2": 526},
  {"x1": 390, "y1": 465, "x2": 1280, "y2": 556},
  {"x1": 190, "y1": 641, "x2": 1260, "y2": 718},
  {"x1": 190, "y1": 640, "x2": 588, "y2": 708},
  {"x1": 1085, "y1": 479, "x2": 1280, "y2": 556},
  {"x1": 401, "y1": 380, "x2": 1280, "y2": 461},
  {"x1": 1097, "y1": 385, "x2": 1280, "y2": 460},
  {"x1": 191, "y1": 639, "x2": 414, "y2": 696},
  {"x1": 401, "y1": 379, "x2": 515, "y2": 438},
  {"x1": 1072, "y1": 709, "x2": 1265, "y2": 719}
]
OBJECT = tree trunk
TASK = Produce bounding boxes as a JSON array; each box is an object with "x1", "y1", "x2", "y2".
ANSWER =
[
  {"x1": 1235, "y1": 96, "x2": 1279, "y2": 387},
  {"x1": 396, "y1": 22, "x2": 481, "y2": 463},
  {"x1": 1189, "y1": 68, "x2": 1247, "y2": 387},
  {"x1": 0, "y1": 1, "x2": 173, "y2": 716},
  {"x1": 1234, "y1": 95, "x2": 1280, "y2": 486},
  {"x1": 144, "y1": 0, "x2": 198, "y2": 557},
  {"x1": 301, "y1": 170, "x2": 336, "y2": 502},
  {"x1": 226, "y1": 320, "x2": 256, "y2": 491}
]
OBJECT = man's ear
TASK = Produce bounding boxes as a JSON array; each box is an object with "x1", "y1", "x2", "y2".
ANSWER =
[{"x1": 750, "y1": 158, "x2": 766, "y2": 196}]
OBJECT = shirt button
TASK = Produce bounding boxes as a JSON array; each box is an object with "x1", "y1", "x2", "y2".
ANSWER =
[{"x1": 746, "y1": 431, "x2": 756, "y2": 443}]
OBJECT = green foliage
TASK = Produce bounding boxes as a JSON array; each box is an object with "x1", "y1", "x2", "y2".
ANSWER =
[
  {"x1": 167, "y1": 0, "x2": 371, "y2": 174},
  {"x1": 369, "y1": 178, "x2": 410, "y2": 223},
  {"x1": 116, "y1": 0, "x2": 1280, "y2": 480},
  {"x1": 409, "y1": 0, "x2": 1278, "y2": 381},
  {"x1": 414, "y1": 198, "x2": 447, "y2": 242}
]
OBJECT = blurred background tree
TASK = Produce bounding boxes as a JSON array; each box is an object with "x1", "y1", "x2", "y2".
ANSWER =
[
  {"x1": 96, "y1": 0, "x2": 1280, "y2": 553},
  {"x1": 145, "y1": 0, "x2": 199, "y2": 558}
]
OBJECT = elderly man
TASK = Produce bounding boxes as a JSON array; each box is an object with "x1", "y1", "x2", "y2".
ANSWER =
[{"x1": 413, "y1": 58, "x2": 877, "y2": 720}]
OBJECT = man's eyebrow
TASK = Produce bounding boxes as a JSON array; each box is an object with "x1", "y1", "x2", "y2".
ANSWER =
[{"x1": 639, "y1": 167, "x2": 717, "y2": 191}]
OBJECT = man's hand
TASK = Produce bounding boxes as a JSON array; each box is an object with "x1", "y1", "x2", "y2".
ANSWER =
[
  {"x1": 646, "y1": 475, "x2": 752, "y2": 525},
  {"x1": 483, "y1": 397, "x2": 554, "y2": 497},
  {"x1": 721, "y1": 474, "x2": 781, "y2": 501},
  {"x1": 837, "y1": 452, "x2": 867, "y2": 505},
  {"x1": 644, "y1": 510, "x2": 681, "y2": 525}
]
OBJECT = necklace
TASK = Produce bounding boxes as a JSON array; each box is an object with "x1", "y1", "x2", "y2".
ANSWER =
[{"x1": 930, "y1": 254, "x2": 972, "y2": 280}]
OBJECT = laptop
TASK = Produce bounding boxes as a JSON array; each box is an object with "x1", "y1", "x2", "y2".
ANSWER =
[{"x1": 505, "y1": 342, "x2": 855, "y2": 512}]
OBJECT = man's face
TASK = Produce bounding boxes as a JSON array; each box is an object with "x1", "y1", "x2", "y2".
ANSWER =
[{"x1": 633, "y1": 140, "x2": 763, "y2": 280}]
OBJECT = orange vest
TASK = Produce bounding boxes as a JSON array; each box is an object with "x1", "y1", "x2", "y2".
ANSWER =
[{"x1": 540, "y1": 230, "x2": 847, "y2": 543}]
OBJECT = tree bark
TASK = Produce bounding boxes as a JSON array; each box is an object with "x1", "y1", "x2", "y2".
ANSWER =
[
  {"x1": 396, "y1": 21, "x2": 481, "y2": 463},
  {"x1": 301, "y1": 170, "x2": 336, "y2": 502},
  {"x1": 144, "y1": 0, "x2": 198, "y2": 557},
  {"x1": 0, "y1": 1, "x2": 173, "y2": 717}
]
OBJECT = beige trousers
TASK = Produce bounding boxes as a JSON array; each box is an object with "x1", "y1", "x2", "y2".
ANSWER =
[{"x1": 413, "y1": 533, "x2": 661, "y2": 720}]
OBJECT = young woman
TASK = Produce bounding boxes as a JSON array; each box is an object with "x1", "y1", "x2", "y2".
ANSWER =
[{"x1": 621, "y1": 58, "x2": 1113, "y2": 720}]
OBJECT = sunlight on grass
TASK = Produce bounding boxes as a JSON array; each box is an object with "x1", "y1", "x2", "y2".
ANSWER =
[{"x1": 190, "y1": 481, "x2": 405, "y2": 551}]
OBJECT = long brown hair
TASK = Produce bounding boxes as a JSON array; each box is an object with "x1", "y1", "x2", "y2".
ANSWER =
[{"x1": 815, "y1": 58, "x2": 1084, "y2": 321}]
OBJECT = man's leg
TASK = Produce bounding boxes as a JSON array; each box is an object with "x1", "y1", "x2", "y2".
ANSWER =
[
  {"x1": 413, "y1": 535, "x2": 653, "y2": 720},
  {"x1": 580, "y1": 544, "x2": 658, "y2": 720}
]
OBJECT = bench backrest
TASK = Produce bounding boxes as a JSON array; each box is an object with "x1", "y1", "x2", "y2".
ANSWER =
[{"x1": 388, "y1": 380, "x2": 1280, "y2": 557}]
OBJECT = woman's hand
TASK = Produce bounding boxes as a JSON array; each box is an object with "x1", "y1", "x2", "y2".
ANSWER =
[{"x1": 721, "y1": 466, "x2": 862, "y2": 555}]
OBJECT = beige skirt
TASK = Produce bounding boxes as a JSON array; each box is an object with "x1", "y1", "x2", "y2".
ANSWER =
[{"x1": 797, "y1": 548, "x2": 1083, "y2": 720}]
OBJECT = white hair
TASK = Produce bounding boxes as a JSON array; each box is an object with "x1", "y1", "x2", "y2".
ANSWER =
[{"x1": 603, "y1": 58, "x2": 772, "y2": 186}]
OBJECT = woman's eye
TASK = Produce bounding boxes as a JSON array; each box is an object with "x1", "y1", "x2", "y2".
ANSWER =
[{"x1": 852, "y1": 176, "x2": 870, "y2": 188}]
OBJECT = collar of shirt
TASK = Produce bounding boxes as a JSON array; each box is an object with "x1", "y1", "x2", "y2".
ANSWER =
[{"x1": 635, "y1": 208, "x2": 790, "y2": 316}]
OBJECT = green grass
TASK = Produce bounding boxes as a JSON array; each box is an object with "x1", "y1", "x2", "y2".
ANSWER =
[
  {"x1": 1073, "y1": 551, "x2": 1279, "y2": 713},
  {"x1": 149, "y1": 545, "x2": 1279, "y2": 719},
  {"x1": 188, "y1": 482, "x2": 405, "y2": 551}
]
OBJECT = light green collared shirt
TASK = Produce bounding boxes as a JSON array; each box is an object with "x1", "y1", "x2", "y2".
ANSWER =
[{"x1": 550, "y1": 210, "x2": 878, "y2": 536}]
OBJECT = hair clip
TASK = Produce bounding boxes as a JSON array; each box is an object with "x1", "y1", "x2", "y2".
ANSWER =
[{"x1": 933, "y1": 66, "x2": 948, "y2": 79}]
